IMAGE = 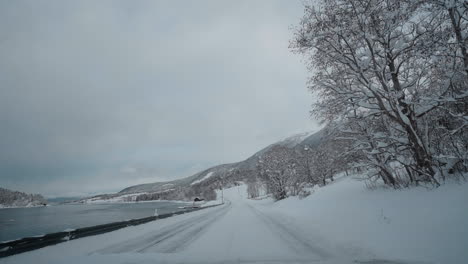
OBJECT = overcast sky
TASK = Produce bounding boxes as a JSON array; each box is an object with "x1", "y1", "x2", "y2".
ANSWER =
[{"x1": 0, "y1": 0, "x2": 318, "y2": 197}]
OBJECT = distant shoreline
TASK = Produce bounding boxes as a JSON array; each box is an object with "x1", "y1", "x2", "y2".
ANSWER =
[
  {"x1": 0, "y1": 204, "x2": 48, "y2": 210},
  {"x1": 1, "y1": 199, "x2": 194, "y2": 209},
  {"x1": 71, "y1": 199, "x2": 191, "y2": 205}
]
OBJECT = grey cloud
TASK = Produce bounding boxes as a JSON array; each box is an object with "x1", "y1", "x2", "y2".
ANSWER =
[{"x1": 0, "y1": 0, "x2": 318, "y2": 196}]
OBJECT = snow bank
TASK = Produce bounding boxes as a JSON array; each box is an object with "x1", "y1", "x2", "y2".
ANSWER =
[{"x1": 260, "y1": 176, "x2": 468, "y2": 264}]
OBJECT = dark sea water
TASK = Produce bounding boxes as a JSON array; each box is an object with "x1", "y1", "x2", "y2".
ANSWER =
[{"x1": 0, "y1": 201, "x2": 188, "y2": 242}]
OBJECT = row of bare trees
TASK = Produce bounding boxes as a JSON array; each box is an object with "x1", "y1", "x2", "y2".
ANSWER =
[
  {"x1": 289, "y1": 0, "x2": 467, "y2": 188},
  {"x1": 0, "y1": 187, "x2": 47, "y2": 207},
  {"x1": 255, "y1": 137, "x2": 350, "y2": 200}
]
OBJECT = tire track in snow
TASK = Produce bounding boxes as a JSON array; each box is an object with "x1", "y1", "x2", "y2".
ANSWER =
[
  {"x1": 93, "y1": 202, "x2": 230, "y2": 254},
  {"x1": 139, "y1": 202, "x2": 231, "y2": 253},
  {"x1": 246, "y1": 203, "x2": 332, "y2": 260}
]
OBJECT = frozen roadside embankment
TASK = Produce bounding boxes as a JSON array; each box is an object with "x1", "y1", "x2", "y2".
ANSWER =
[{"x1": 256, "y1": 176, "x2": 468, "y2": 264}]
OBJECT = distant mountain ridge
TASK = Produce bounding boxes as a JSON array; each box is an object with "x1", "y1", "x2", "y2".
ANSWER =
[
  {"x1": 78, "y1": 129, "x2": 327, "y2": 203},
  {"x1": 119, "y1": 129, "x2": 326, "y2": 195}
]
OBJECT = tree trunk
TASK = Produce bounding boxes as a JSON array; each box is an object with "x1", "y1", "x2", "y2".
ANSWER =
[
  {"x1": 404, "y1": 165, "x2": 415, "y2": 184},
  {"x1": 448, "y1": 7, "x2": 468, "y2": 76},
  {"x1": 387, "y1": 57, "x2": 439, "y2": 186},
  {"x1": 380, "y1": 168, "x2": 397, "y2": 187},
  {"x1": 403, "y1": 122, "x2": 439, "y2": 186},
  {"x1": 380, "y1": 172, "x2": 389, "y2": 185}
]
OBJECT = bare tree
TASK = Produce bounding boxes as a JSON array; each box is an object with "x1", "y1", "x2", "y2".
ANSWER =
[
  {"x1": 292, "y1": 0, "x2": 467, "y2": 186},
  {"x1": 296, "y1": 145, "x2": 319, "y2": 185},
  {"x1": 246, "y1": 178, "x2": 261, "y2": 199},
  {"x1": 257, "y1": 145, "x2": 299, "y2": 200}
]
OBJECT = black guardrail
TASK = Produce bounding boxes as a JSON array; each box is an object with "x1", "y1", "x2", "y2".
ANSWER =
[{"x1": 0, "y1": 203, "x2": 222, "y2": 258}]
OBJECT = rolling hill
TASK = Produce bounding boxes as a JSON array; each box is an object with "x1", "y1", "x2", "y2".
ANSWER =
[{"x1": 116, "y1": 129, "x2": 327, "y2": 197}]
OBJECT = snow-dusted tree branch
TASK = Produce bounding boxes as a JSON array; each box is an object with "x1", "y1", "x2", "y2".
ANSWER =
[{"x1": 292, "y1": 0, "x2": 467, "y2": 187}]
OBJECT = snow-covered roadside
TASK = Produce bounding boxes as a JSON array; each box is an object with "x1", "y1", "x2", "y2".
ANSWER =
[
  {"x1": 3, "y1": 178, "x2": 466, "y2": 264},
  {"x1": 255, "y1": 176, "x2": 468, "y2": 264},
  {"x1": 199, "y1": 200, "x2": 223, "y2": 207}
]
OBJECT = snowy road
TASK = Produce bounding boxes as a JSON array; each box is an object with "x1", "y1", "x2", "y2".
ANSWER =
[
  {"x1": 2, "y1": 185, "x2": 411, "y2": 264},
  {"x1": 95, "y1": 201, "x2": 231, "y2": 254},
  {"x1": 91, "y1": 195, "x2": 331, "y2": 263}
]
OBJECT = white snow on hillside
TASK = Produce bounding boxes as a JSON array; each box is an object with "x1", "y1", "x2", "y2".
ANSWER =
[
  {"x1": 82, "y1": 192, "x2": 147, "y2": 204},
  {"x1": 279, "y1": 131, "x2": 316, "y2": 145},
  {"x1": 276, "y1": 130, "x2": 316, "y2": 147},
  {"x1": 3, "y1": 176, "x2": 467, "y2": 264},
  {"x1": 190, "y1": 172, "x2": 214, "y2": 185}
]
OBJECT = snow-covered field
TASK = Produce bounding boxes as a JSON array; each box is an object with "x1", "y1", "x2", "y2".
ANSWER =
[{"x1": 3, "y1": 177, "x2": 467, "y2": 264}]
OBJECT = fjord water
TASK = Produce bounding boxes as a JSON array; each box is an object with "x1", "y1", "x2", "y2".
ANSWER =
[{"x1": 0, "y1": 201, "x2": 187, "y2": 242}]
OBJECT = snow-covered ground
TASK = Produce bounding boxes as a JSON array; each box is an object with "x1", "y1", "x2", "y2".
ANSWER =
[
  {"x1": 191, "y1": 172, "x2": 214, "y2": 185},
  {"x1": 3, "y1": 177, "x2": 467, "y2": 264},
  {"x1": 260, "y1": 176, "x2": 468, "y2": 264}
]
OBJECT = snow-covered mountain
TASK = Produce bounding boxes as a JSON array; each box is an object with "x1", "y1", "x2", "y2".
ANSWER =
[
  {"x1": 111, "y1": 129, "x2": 328, "y2": 200},
  {"x1": 0, "y1": 188, "x2": 47, "y2": 208},
  {"x1": 78, "y1": 129, "x2": 328, "y2": 203}
]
